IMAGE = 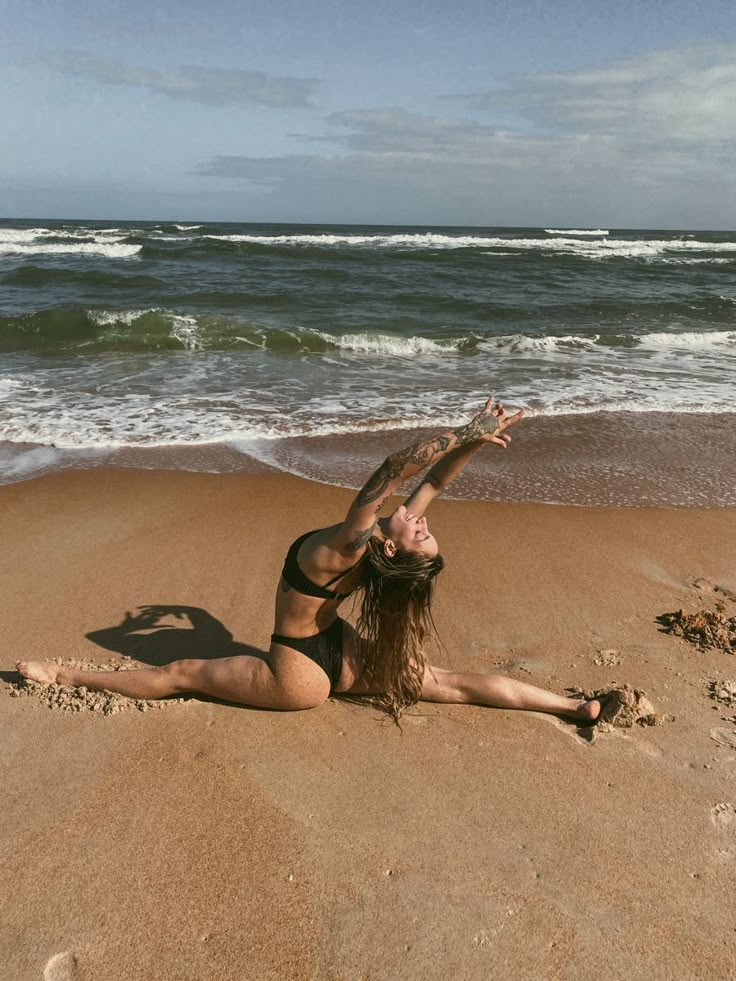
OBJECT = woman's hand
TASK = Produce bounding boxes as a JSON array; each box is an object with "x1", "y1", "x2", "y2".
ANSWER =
[{"x1": 459, "y1": 396, "x2": 525, "y2": 448}]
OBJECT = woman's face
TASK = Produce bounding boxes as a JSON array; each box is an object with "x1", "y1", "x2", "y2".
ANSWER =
[{"x1": 386, "y1": 505, "x2": 439, "y2": 558}]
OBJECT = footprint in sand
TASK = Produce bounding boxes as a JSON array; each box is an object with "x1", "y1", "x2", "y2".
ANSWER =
[
  {"x1": 592, "y1": 649, "x2": 622, "y2": 667},
  {"x1": 710, "y1": 803, "x2": 736, "y2": 830},
  {"x1": 688, "y1": 577, "x2": 736, "y2": 603},
  {"x1": 710, "y1": 805, "x2": 736, "y2": 864},
  {"x1": 44, "y1": 951, "x2": 77, "y2": 981}
]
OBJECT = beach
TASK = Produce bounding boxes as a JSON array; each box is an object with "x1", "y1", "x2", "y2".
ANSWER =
[{"x1": 2, "y1": 467, "x2": 736, "y2": 980}]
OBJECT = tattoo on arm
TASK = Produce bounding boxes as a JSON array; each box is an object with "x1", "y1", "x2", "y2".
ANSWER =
[
  {"x1": 345, "y1": 522, "x2": 376, "y2": 552},
  {"x1": 454, "y1": 414, "x2": 498, "y2": 445},
  {"x1": 355, "y1": 434, "x2": 453, "y2": 508},
  {"x1": 355, "y1": 413, "x2": 498, "y2": 512}
]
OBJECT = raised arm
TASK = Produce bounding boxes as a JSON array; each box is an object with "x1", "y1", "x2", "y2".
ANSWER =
[
  {"x1": 403, "y1": 441, "x2": 483, "y2": 518},
  {"x1": 403, "y1": 397, "x2": 516, "y2": 516},
  {"x1": 331, "y1": 397, "x2": 524, "y2": 553}
]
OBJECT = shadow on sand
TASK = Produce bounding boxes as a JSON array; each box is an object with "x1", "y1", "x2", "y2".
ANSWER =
[
  {"x1": 85, "y1": 604, "x2": 270, "y2": 666},
  {"x1": 83, "y1": 604, "x2": 273, "y2": 710}
]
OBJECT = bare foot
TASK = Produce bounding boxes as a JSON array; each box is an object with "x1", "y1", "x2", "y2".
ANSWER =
[
  {"x1": 16, "y1": 660, "x2": 64, "y2": 685},
  {"x1": 574, "y1": 698, "x2": 601, "y2": 724}
]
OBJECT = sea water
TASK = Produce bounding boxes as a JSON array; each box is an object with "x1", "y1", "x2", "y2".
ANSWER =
[{"x1": 1, "y1": 219, "x2": 734, "y2": 505}]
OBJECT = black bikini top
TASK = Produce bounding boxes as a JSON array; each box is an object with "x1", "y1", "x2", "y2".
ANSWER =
[{"x1": 281, "y1": 528, "x2": 363, "y2": 601}]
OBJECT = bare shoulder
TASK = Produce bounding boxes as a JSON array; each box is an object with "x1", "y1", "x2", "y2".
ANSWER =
[
  {"x1": 321, "y1": 511, "x2": 378, "y2": 559},
  {"x1": 300, "y1": 523, "x2": 368, "y2": 575}
]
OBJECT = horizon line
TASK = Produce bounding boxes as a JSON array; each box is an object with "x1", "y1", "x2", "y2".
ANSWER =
[{"x1": 2, "y1": 216, "x2": 735, "y2": 234}]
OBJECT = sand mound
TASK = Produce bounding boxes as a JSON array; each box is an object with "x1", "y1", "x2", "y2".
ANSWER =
[
  {"x1": 710, "y1": 679, "x2": 736, "y2": 708},
  {"x1": 43, "y1": 950, "x2": 78, "y2": 981},
  {"x1": 568, "y1": 683, "x2": 672, "y2": 734},
  {"x1": 6, "y1": 657, "x2": 187, "y2": 715},
  {"x1": 659, "y1": 602, "x2": 736, "y2": 654}
]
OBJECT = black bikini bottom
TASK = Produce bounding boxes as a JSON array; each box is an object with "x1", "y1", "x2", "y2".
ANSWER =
[{"x1": 270, "y1": 616, "x2": 344, "y2": 692}]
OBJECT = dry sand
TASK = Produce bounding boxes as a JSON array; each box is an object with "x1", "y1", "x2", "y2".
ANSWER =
[{"x1": 2, "y1": 468, "x2": 736, "y2": 980}]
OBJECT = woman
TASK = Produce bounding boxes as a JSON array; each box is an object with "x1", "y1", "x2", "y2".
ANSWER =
[{"x1": 17, "y1": 397, "x2": 600, "y2": 724}]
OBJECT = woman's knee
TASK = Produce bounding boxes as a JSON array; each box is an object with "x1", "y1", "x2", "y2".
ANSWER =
[
  {"x1": 420, "y1": 664, "x2": 463, "y2": 703},
  {"x1": 162, "y1": 658, "x2": 200, "y2": 693}
]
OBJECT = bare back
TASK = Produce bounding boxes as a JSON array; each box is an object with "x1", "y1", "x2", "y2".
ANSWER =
[{"x1": 273, "y1": 524, "x2": 367, "y2": 637}]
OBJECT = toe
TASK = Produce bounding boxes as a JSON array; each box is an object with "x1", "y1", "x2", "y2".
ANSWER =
[
  {"x1": 576, "y1": 698, "x2": 601, "y2": 723},
  {"x1": 586, "y1": 698, "x2": 601, "y2": 722}
]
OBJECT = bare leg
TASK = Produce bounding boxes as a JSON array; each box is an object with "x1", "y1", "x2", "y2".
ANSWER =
[
  {"x1": 421, "y1": 665, "x2": 600, "y2": 722},
  {"x1": 15, "y1": 654, "x2": 326, "y2": 711}
]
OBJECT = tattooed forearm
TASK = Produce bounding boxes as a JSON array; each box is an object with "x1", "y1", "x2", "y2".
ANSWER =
[
  {"x1": 356, "y1": 434, "x2": 453, "y2": 508},
  {"x1": 355, "y1": 412, "x2": 501, "y2": 511},
  {"x1": 345, "y1": 522, "x2": 376, "y2": 552}
]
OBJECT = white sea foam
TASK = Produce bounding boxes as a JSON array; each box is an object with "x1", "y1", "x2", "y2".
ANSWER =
[
  {"x1": 169, "y1": 315, "x2": 204, "y2": 351},
  {"x1": 479, "y1": 330, "x2": 736, "y2": 353},
  {"x1": 0, "y1": 377, "x2": 26, "y2": 395},
  {"x1": 0, "y1": 227, "x2": 129, "y2": 244},
  {"x1": 46, "y1": 229, "x2": 125, "y2": 241},
  {"x1": 0, "y1": 242, "x2": 140, "y2": 258},
  {"x1": 657, "y1": 257, "x2": 734, "y2": 265},
  {"x1": 3, "y1": 323, "x2": 735, "y2": 456},
  {"x1": 87, "y1": 308, "x2": 205, "y2": 351},
  {"x1": 89, "y1": 308, "x2": 159, "y2": 327},
  {"x1": 0, "y1": 228, "x2": 54, "y2": 244},
  {"x1": 317, "y1": 331, "x2": 467, "y2": 355},
  {"x1": 3, "y1": 224, "x2": 733, "y2": 261},
  {"x1": 201, "y1": 231, "x2": 736, "y2": 259},
  {"x1": 0, "y1": 443, "x2": 104, "y2": 483},
  {"x1": 75, "y1": 314, "x2": 736, "y2": 357},
  {"x1": 481, "y1": 334, "x2": 596, "y2": 353},
  {"x1": 544, "y1": 228, "x2": 610, "y2": 235},
  {"x1": 4, "y1": 393, "x2": 735, "y2": 455},
  {"x1": 635, "y1": 330, "x2": 736, "y2": 350},
  {"x1": 511, "y1": 237, "x2": 736, "y2": 258},
  {"x1": 203, "y1": 232, "x2": 545, "y2": 250}
]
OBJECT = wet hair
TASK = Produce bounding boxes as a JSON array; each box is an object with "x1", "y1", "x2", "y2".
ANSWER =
[{"x1": 353, "y1": 535, "x2": 444, "y2": 725}]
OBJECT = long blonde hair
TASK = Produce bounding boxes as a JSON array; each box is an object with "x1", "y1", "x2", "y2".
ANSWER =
[{"x1": 353, "y1": 535, "x2": 444, "y2": 725}]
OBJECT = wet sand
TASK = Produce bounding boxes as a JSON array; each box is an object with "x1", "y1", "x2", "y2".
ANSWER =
[{"x1": 2, "y1": 468, "x2": 736, "y2": 980}]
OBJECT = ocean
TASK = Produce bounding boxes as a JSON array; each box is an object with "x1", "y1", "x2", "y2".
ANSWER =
[{"x1": 1, "y1": 219, "x2": 734, "y2": 506}]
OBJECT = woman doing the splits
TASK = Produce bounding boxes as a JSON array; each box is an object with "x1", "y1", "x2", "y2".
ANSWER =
[{"x1": 17, "y1": 397, "x2": 601, "y2": 725}]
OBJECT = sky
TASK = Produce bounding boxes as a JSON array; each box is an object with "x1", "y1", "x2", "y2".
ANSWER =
[{"x1": 2, "y1": 0, "x2": 735, "y2": 227}]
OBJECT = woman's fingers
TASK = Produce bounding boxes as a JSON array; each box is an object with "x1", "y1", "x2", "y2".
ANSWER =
[
  {"x1": 479, "y1": 397, "x2": 525, "y2": 431},
  {"x1": 499, "y1": 408, "x2": 524, "y2": 428}
]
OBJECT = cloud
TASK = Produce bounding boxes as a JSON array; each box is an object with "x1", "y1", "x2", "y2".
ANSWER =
[
  {"x1": 51, "y1": 51, "x2": 318, "y2": 108},
  {"x1": 194, "y1": 43, "x2": 736, "y2": 226},
  {"x1": 446, "y1": 43, "x2": 736, "y2": 146}
]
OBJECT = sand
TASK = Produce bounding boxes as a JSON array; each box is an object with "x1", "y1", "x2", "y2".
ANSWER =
[{"x1": 2, "y1": 467, "x2": 736, "y2": 980}]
